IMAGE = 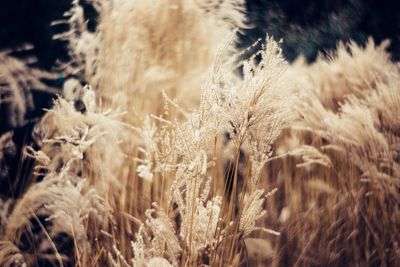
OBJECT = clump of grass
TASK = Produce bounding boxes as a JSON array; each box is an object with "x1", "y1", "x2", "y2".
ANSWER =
[
  {"x1": 0, "y1": 50, "x2": 58, "y2": 131},
  {"x1": 265, "y1": 39, "x2": 400, "y2": 267},
  {"x1": 4, "y1": 34, "x2": 293, "y2": 266},
  {"x1": 108, "y1": 35, "x2": 296, "y2": 266},
  {"x1": 93, "y1": 0, "x2": 246, "y2": 119},
  {"x1": 1, "y1": 1, "x2": 399, "y2": 267}
]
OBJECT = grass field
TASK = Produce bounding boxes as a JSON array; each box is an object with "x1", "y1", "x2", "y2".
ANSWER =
[{"x1": 0, "y1": 1, "x2": 399, "y2": 266}]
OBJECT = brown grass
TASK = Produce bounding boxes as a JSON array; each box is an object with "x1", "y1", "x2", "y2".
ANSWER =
[{"x1": 0, "y1": 1, "x2": 399, "y2": 267}]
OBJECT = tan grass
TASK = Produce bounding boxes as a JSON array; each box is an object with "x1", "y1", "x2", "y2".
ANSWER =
[{"x1": 0, "y1": 1, "x2": 399, "y2": 267}]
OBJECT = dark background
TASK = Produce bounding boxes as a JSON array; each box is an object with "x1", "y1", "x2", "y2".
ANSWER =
[
  {"x1": 1, "y1": 0, "x2": 399, "y2": 67},
  {"x1": 242, "y1": 0, "x2": 400, "y2": 62}
]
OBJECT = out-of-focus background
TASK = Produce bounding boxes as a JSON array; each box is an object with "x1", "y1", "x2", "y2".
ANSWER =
[
  {"x1": 242, "y1": 0, "x2": 400, "y2": 62},
  {"x1": 1, "y1": 0, "x2": 399, "y2": 67}
]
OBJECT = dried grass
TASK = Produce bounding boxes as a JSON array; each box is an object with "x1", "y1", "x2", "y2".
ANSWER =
[{"x1": 0, "y1": 1, "x2": 399, "y2": 267}]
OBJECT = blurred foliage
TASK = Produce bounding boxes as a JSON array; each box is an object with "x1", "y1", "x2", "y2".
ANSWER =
[
  {"x1": 240, "y1": 0, "x2": 400, "y2": 62},
  {"x1": 1, "y1": 0, "x2": 399, "y2": 67},
  {"x1": 0, "y1": 0, "x2": 99, "y2": 196}
]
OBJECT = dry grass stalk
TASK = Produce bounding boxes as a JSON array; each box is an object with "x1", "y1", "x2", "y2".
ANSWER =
[{"x1": 0, "y1": 1, "x2": 399, "y2": 266}]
